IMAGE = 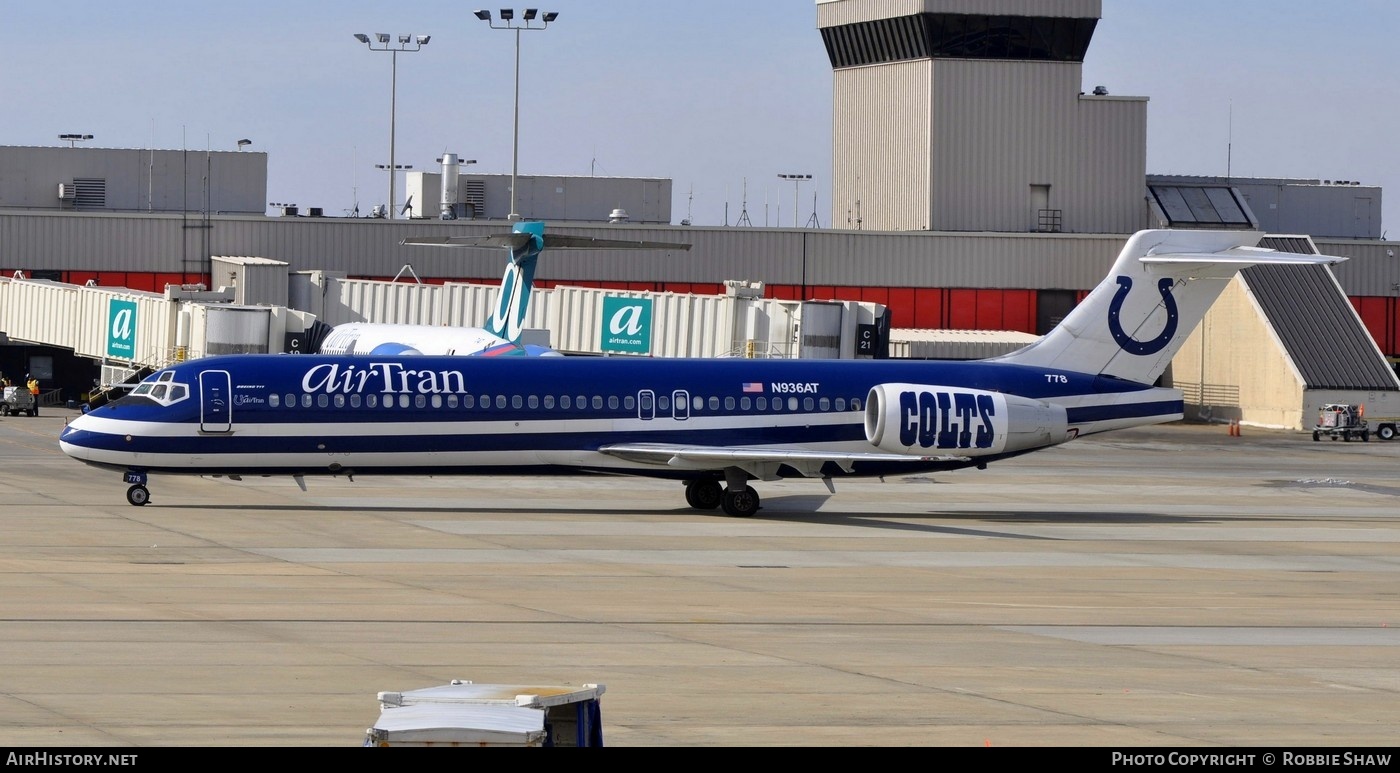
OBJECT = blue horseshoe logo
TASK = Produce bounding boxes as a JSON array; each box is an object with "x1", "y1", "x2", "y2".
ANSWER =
[{"x1": 1107, "y1": 276, "x2": 1179, "y2": 356}]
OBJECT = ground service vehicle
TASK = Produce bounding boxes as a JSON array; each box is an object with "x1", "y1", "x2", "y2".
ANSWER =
[
  {"x1": 1312, "y1": 403, "x2": 1368, "y2": 442},
  {"x1": 0, "y1": 386, "x2": 36, "y2": 416}
]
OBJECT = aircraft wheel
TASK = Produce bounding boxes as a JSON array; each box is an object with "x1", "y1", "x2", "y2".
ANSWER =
[
  {"x1": 0, "y1": 405, "x2": 8, "y2": 416},
  {"x1": 126, "y1": 485, "x2": 150, "y2": 507},
  {"x1": 720, "y1": 487, "x2": 760, "y2": 518},
  {"x1": 684, "y1": 479, "x2": 723, "y2": 510},
  {"x1": 1379, "y1": 425, "x2": 1396, "y2": 441}
]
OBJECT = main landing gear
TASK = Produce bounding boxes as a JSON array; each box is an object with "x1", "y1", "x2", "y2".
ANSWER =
[{"x1": 683, "y1": 472, "x2": 761, "y2": 518}]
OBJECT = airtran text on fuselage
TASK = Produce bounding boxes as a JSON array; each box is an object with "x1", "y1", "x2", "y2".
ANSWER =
[{"x1": 302, "y1": 362, "x2": 469, "y2": 395}]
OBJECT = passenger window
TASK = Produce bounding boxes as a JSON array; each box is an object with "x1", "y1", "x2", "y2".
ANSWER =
[
  {"x1": 724, "y1": 396, "x2": 735, "y2": 410},
  {"x1": 692, "y1": 395, "x2": 703, "y2": 411},
  {"x1": 447, "y1": 394, "x2": 457, "y2": 408},
  {"x1": 479, "y1": 394, "x2": 490, "y2": 408},
  {"x1": 317, "y1": 394, "x2": 329, "y2": 408},
  {"x1": 708, "y1": 396, "x2": 719, "y2": 411},
  {"x1": 495, "y1": 395, "x2": 506, "y2": 409},
  {"x1": 465, "y1": 395, "x2": 475, "y2": 408},
  {"x1": 432, "y1": 395, "x2": 442, "y2": 408},
  {"x1": 803, "y1": 397, "x2": 814, "y2": 411},
  {"x1": 835, "y1": 398, "x2": 846, "y2": 411},
  {"x1": 561, "y1": 395, "x2": 572, "y2": 409},
  {"x1": 577, "y1": 395, "x2": 586, "y2": 409},
  {"x1": 512, "y1": 395, "x2": 523, "y2": 409},
  {"x1": 740, "y1": 396, "x2": 751, "y2": 410},
  {"x1": 351, "y1": 394, "x2": 362, "y2": 408},
  {"x1": 301, "y1": 394, "x2": 312, "y2": 408},
  {"x1": 367, "y1": 394, "x2": 378, "y2": 408},
  {"x1": 400, "y1": 395, "x2": 411, "y2": 408},
  {"x1": 658, "y1": 395, "x2": 670, "y2": 411},
  {"x1": 334, "y1": 394, "x2": 346, "y2": 408},
  {"x1": 528, "y1": 395, "x2": 539, "y2": 409},
  {"x1": 608, "y1": 395, "x2": 619, "y2": 410},
  {"x1": 819, "y1": 397, "x2": 829, "y2": 411},
  {"x1": 788, "y1": 397, "x2": 798, "y2": 411},
  {"x1": 757, "y1": 396, "x2": 768, "y2": 410},
  {"x1": 624, "y1": 395, "x2": 635, "y2": 410},
  {"x1": 284, "y1": 393, "x2": 294, "y2": 407},
  {"x1": 415, "y1": 395, "x2": 426, "y2": 408},
  {"x1": 544, "y1": 395, "x2": 555, "y2": 409},
  {"x1": 852, "y1": 397, "x2": 862, "y2": 411},
  {"x1": 270, "y1": 394, "x2": 280, "y2": 408},
  {"x1": 592, "y1": 395, "x2": 603, "y2": 410}
]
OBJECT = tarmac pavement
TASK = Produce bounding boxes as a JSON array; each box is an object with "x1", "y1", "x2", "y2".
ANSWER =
[{"x1": 1, "y1": 409, "x2": 1397, "y2": 747}]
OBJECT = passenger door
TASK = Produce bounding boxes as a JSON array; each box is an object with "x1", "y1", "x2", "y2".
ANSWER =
[{"x1": 199, "y1": 370, "x2": 232, "y2": 433}]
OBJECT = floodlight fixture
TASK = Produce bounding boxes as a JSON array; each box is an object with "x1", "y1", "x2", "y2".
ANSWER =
[{"x1": 500, "y1": 8, "x2": 514, "y2": 20}]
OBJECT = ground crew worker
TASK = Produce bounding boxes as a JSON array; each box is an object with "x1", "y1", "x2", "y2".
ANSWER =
[{"x1": 26, "y1": 375, "x2": 39, "y2": 416}]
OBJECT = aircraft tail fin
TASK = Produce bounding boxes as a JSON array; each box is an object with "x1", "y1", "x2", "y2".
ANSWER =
[
  {"x1": 994, "y1": 230, "x2": 1346, "y2": 384},
  {"x1": 402, "y1": 221, "x2": 690, "y2": 344}
]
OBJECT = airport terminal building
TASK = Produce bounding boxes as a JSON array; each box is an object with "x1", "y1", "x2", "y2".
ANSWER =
[{"x1": 1, "y1": 0, "x2": 1397, "y2": 430}]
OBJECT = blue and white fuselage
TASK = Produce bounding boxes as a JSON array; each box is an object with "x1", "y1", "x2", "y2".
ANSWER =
[
  {"x1": 57, "y1": 229, "x2": 1345, "y2": 515},
  {"x1": 59, "y1": 354, "x2": 1174, "y2": 477}
]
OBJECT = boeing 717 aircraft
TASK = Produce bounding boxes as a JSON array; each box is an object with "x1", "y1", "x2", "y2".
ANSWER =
[
  {"x1": 59, "y1": 230, "x2": 1342, "y2": 516},
  {"x1": 316, "y1": 220, "x2": 690, "y2": 356}
]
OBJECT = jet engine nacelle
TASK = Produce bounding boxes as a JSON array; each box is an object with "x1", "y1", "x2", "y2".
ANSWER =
[{"x1": 864, "y1": 383, "x2": 1069, "y2": 456}]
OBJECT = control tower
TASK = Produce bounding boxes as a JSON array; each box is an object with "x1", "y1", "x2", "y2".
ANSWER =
[{"x1": 816, "y1": 0, "x2": 1146, "y2": 233}]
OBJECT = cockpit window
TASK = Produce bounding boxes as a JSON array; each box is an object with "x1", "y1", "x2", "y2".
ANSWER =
[{"x1": 130, "y1": 371, "x2": 191, "y2": 408}]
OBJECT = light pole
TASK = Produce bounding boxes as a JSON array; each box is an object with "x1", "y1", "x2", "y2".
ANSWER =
[
  {"x1": 353, "y1": 32, "x2": 431, "y2": 220},
  {"x1": 473, "y1": 9, "x2": 559, "y2": 221},
  {"x1": 778, "y1": 174, "x2": 811, "y2": 228}
]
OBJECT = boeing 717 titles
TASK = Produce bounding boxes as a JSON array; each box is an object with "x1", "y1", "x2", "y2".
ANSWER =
[{"x1": 60, "y1": 230, "x2": 1343, "y2": 516}]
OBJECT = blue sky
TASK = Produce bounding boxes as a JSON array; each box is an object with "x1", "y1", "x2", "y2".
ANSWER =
[{"x1": 4, "y1": 0, "x2": 1396, "y2": 235}]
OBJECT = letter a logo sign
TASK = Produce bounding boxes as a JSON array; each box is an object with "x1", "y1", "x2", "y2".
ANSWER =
[
  {"x1": 107, "y1": 299, "x2": 138, "y2": 358},
  {"x1": 600, "y1": 296, "x2": 652, "y2": 354}
]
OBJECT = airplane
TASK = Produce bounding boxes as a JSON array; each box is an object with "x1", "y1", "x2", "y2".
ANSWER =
[
  {"x1": 315, "y1": 220, "x2": 691, "y2": 357},
  {"x1": 59, "y1": 229, "x2": 1343, "y2": 516}
]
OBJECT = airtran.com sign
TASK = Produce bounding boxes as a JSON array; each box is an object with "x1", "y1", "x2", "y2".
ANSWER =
[
  {"x1": 107, "y1": 298, "x2": 138, "y2": 358},
  {"x1": 601, "y1": 296, "x2": 652, "y2": 355}
]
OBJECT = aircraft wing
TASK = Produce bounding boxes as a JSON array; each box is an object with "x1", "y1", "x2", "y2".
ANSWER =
[
  {"x1": 401, "y1": 234, "x2": 534, "y2": 249},
  {"x1": 598, "y1": 442, "x2": 969, "y2": 479}
]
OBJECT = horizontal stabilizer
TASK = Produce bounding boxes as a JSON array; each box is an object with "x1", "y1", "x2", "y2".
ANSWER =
[
  {"x1": 541, "y1": 235, "x2": 692, "y2": 251},
  {"x1": 401, "y1": 234, "x2": 691, "y2": 251},
  {"x1": 401, "y1": 234, "x2": 532, "y2": 249}
]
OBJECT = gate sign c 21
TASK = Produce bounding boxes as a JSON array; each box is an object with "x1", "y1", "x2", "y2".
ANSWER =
[
  {"x1": 107, "y1": 298, "x2": 139, "y2": 359},
  {"x1": 601, "y1": 296, "x2": 653, "y2": 355}
]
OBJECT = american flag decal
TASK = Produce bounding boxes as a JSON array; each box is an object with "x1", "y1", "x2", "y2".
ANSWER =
[{"x1": 741, "y1": 382, "x2": 763, "y2": 393}]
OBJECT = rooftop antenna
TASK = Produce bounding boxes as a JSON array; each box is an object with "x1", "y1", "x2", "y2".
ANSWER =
[
  {"x1": 806, "y1": 189, "x2": 820, "y2": 228},
  {"x1": 681, "y1": 184, "x2": 693, "y2": 226},
  {"x1": 1226, "y1": 101, "x2": 1233, "y2": 180},
  {"x1": 735, "y1": 178, "x2": 752, "y2": 227}
]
